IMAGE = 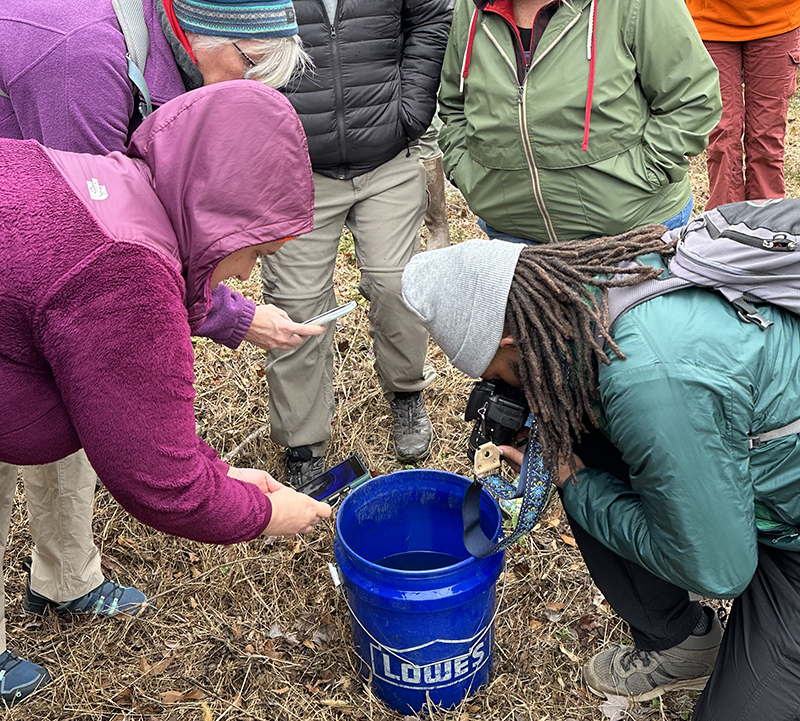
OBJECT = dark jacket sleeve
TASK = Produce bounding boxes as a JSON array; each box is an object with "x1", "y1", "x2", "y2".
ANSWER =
[{"x1": 399, "y1": 0, "x2": 453, "y2": 140}]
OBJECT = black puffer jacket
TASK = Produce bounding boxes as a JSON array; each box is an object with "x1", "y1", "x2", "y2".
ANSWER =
[{"x1": 285, "y1": 0, "x2": 452, "y2": 179}]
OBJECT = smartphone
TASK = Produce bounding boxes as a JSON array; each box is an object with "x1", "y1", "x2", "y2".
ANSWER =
[
  {"x1": 297, "y1": 453, "x2": 371, "y2": 503},
  {"x1": 303, "y1": 300, "x2": 358, "y2": 326}
]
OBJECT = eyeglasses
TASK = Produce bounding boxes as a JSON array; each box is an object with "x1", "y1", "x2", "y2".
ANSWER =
[{"x1": 232, "y1": 41, "x2": 257, "y2": 69}]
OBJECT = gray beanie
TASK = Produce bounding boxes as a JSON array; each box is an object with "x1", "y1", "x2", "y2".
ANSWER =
[{"x1": 401, "y1": 239, "x2": 524, "y2": 378}]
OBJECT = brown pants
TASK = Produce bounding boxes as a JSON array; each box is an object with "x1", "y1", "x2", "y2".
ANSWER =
[{"x1": 704, "y1": 29, "x2": 800, "y2": 210}]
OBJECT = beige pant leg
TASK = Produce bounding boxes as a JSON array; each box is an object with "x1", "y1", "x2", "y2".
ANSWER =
[
  {"x1": 21, "y1": 450, "x2": 102, "y2": 603},
  {"x1": 0, "y1": 463, "x2": 18, "y2": 653},
  {"x1": 261, "y1": 179, "x2": 351, "y2": 451},
  {"x1": 348, "y1": 148, "x2": 436, "y2": 398}
]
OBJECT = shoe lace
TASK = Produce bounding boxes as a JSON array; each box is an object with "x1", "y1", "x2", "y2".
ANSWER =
[
  {"x1": 0, "y1": 653, "x2": 21, "y2": 677},
  {"x1": 62, "y1": 580, "x2": 130, "y2": 615},
  {"x1": 619, "y1": 648, "x2": 656, "y2": 673},
  {"x1": 391, "y1": 394, "x2": 423, "y2": 432}
]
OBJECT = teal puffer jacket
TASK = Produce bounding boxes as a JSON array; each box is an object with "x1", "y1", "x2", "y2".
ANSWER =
[
  {"x1": 563, "y1": 286, "x2": 800, "y2": 599},
  {"x1": 438, "y1": 0, "x2": 722, "y2": 242}
]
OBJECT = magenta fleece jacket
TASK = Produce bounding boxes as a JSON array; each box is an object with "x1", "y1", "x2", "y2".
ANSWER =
[{"x1": 0, "y1": 81, "x2": 314, "y2": 544}]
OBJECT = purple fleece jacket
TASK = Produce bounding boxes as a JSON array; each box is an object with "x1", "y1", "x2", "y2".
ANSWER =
[
  {"x1": 0, "y1": 0, "x2": 257, "y2": 348},
  {"x1": 0, "y1": 81, "x2": 315, "y2": 544}
]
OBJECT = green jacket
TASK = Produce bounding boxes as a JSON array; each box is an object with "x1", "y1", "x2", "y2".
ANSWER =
[
  {"x1": 563, "y1": 281, "x2": 800, "y2": 600},
  {"x1": 438, "y1": 0, "x2": 722, "y2": 242}
]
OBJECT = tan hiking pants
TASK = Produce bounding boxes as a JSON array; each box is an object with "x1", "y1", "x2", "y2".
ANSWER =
[
  {"x1": 261, "y1": 148, "x2": 436, "y2": 452},
  {"x1": 0, "y1": 450, "x2": 103, "y2": 651}
]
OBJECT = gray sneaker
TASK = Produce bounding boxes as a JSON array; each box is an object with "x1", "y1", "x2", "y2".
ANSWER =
[
  {"x1": 583, "y1": 610, "x2": 723, "y2": 702},
  {"x1": 389, "y1": 392, "x2": 432, "y2": 463}
]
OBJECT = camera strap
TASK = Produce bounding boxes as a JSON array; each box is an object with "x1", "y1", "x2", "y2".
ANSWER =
[{"x1": 463, "y1": 414, "x2": 553, "y2": 557}]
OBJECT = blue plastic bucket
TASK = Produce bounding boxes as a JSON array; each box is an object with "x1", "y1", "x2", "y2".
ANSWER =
[{"x1": 334, "y1": 469, "x2": 505, "y2": 714}]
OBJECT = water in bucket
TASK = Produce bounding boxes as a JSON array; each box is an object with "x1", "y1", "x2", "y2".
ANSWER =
[{"x1": 334, "y1": 469, "x2": 505, "y2": 714}]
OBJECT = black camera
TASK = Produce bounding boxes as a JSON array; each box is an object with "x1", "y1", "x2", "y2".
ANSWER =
[{"x1": 464, "y1": 379, "x2": 530, "y2": 462}]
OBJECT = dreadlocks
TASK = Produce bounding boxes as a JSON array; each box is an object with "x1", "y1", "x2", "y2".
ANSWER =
[{"x1": 505, "y1": 224, "x2": 676, "y2": 469}]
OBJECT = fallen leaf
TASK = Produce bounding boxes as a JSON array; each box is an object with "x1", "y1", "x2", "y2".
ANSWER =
[
  {"x1": 191, "y1": 567, "x2": 202, "y2": 579},
  {"x1": 160, "y1": 688, "x2": 205, "y2": 704},
  {"x1": 138, "y1": 657, "x2": 151, "y2": 673},
  {"x1": 231, "y1": 623, "x2": 242, "y2": 638},
  {"x1": 559, "y1": 643, "x2": 580, "y2": 664},
  {"x1": 302, "y1": 639, "x2": 316, "y2": 650},
  {"x1": 312, "y1": 626, "x2": 331, "y2": 646},
  {"x1": 577, "y1": 614, "x2": 602, "y2": 632},
  {"x1": 201, "y1": 701, "x2": 213, "y2": 721},
  {"x1": 150, "y1": 656, "x2": 172, "y2": 676},
  {"x1": 100, "y1": 552, "x2": 127, "y2": 577},
  {"x1": 601, "y1": 694, "x2": 629, "y2": 721},
  {"x1": 559, "y1": 533, "x2": 577, "y2": 547},
  {"x1": 544, "y1": 608, "x2": 561, "y2": 623},
  {"x1": 273, "y1": 687, "x2": 290, "y2": 695},
  {"x1": 189, "y1": 596, "x2": 198, "y2": 609},
  {"x1": 528, "y1": 619, "x2": 544, "y2": 631},
  {"x1": 245, "y1": 644, "x2": 255, "y2": 654}
]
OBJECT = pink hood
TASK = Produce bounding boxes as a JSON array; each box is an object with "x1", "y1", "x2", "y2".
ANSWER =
[{"x1": 126, "y1": 80, "x2": 314, "y2": 329}]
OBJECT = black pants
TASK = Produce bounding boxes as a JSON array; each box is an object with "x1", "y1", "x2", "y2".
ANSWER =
[
  {"x1": 572, "y1": 426, "x2": 800, "y2": 719},
  {"x1": 692, "y1": 545, "x2": 800, "y2": 721}
]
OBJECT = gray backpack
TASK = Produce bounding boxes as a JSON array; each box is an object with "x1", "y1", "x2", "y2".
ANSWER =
[{"x1": 606, "y1": 197, "x2": 800, "y2": 448}]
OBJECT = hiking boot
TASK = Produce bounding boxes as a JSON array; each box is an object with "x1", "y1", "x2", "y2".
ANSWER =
[
  {"x1": 0, "y1": 651, "x2": 50, "y2": 706},
  {"x1": 389, "y1": 391, "x2": 432, "y2": 463},
  {"x1": 285, "y1": 445, "x2": 325, "y2": 488},
  {"x1": 24, "y1": 578, "x2": 152, "y2": 617},
  {"x1": 583, "y1": 608, "x2": 723, "y2": 702}
]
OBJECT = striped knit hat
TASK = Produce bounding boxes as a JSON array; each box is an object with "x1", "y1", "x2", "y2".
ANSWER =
[{"x1": 173, "y1": 0, "x2": 298, "y2": 38}]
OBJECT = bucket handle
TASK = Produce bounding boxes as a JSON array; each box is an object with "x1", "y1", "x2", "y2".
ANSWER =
[{"x1": 336, "y1": 568, "x2": 507, "y2": 669}]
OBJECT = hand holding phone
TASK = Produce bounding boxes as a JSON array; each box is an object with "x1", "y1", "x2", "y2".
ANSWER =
[
  {"x1": 303, "y1": 300, "x2": 358, "y2": 327},
  {"x1": 296, "y1": 453, "x2": 371, "y2": 503}
]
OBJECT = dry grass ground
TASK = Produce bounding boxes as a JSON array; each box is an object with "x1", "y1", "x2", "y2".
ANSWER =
[{"x1": 6, "y1": 102, "x2": 800, "y2": 721}]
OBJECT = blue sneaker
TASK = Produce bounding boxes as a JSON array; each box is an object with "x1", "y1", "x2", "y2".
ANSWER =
[
  {"x1": 24, "y1": 578, "x2": 152, "y2": 617},
  {"x1": 0, "y1": 651, "x2": 50, "y2": 706}
]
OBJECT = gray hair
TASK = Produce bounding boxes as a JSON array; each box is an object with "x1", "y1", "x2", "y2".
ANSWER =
[{"x1": 186, "y1": 33, "x2": 311, "y2": 89}]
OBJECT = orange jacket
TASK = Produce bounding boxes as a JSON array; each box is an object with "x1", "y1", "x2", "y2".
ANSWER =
[{"x1": 687, "y1": 0, "x2": 800, "y2": 41}]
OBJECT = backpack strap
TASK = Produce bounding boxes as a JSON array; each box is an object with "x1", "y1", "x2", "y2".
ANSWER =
[
  {"x1": 111, "y1": 0, "x2": 153, "y2": 118},
  {"x1": 748, "y1": 418, "x2": 800, "y2": 449}
]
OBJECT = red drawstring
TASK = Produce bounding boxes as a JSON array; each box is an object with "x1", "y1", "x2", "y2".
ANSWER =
[
  {"x1": 581, "y1": 0, "x2": 598, "y2": 151},
  {"x1": 161, "y1": 0, "x2": 198, "y2": 64},
  {"x1": 460, "y1": 7, "x2": 480, "y2": 93}
]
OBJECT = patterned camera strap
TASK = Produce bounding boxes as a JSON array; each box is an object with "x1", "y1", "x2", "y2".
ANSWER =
[{"x1": 462, "y1": 415, "x2": 554, "y2": 558}]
